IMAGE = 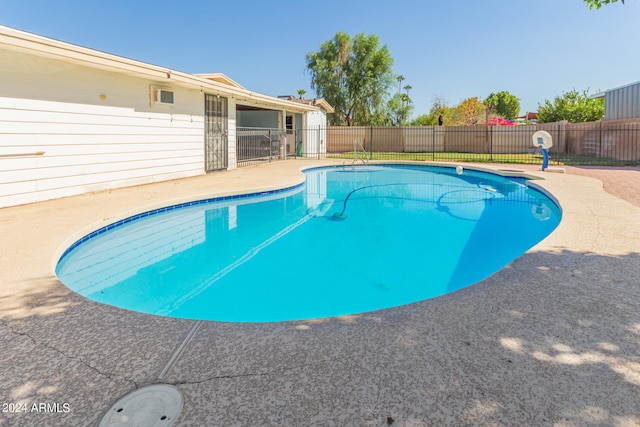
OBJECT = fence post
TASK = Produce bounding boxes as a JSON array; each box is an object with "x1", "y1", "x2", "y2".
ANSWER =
[
  {"x1": 431, "y1": 126, "x2": 435, "y2": 160},
  {"x1": 489, "y1": 126, "x2": 493, "y2": 161},
  {"x1": 283, "y1": 128, "x2": 287, "y2": 161},
  {"x1": 485, "y1": 122, "x2": 490, "y2": 156},
  {"x1": 268, "y1": 129, "x2": 272, "y2": 163},
  {"x1": 598, "y1": 120, "x2": 603, "y2": 158},
  {"x1": 317, "y1": 125, "x2": 321, "y2": 159},
  {"x1": 556, "y1": 123, "x2": 561, "y2": 165}
]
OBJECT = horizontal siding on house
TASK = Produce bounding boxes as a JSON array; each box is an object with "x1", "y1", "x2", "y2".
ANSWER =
[
  {"x1": 0, "y1": 46, "x2": 209, "y2": 207},
  {"x1": 0, "y1": 96, "x2": 204, "y2": 207}
]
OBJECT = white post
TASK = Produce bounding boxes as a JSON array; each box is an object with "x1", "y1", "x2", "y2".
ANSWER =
[
  {"x1": 301, "y1": 113, "x2": 307, "y2": 158},
  {"x1": 281, "y1": 110, "x2": 287, "y2": 159}
]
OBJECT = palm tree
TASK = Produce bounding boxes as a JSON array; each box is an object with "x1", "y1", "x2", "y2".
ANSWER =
[
  {"x1": 396, "y1": 75, "x2": 405, "y2": 95},
  {"x1": 403, "y1": 85, "x2": 412, "y2": 107},
  {"x1": 297, "y1": 89, "x2": 306, "y2": 99},
  {"x1": 399, "y1": 93, "x2": 411, "y2": 124}
]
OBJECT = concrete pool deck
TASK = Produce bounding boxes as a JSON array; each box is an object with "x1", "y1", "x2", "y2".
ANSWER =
[{"x1": 1, "y1": 160, "x2": 639, "y2": 426}]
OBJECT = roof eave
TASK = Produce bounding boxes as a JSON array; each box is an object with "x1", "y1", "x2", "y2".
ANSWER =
[{"x1": 0, "y1": 25, "x2": 321, "y2": 114}]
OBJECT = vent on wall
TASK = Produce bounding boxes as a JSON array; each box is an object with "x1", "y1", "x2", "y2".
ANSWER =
[{"x1": 151, "y1": 86, "x2": 175, "y2": 105}]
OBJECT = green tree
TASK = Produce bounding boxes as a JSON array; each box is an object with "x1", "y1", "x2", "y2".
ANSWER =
[
  {"x1": 584, "y1": 0, "x2": 624, "y2": 9},
  {"x1": 396, "y1": 75, "x2": 405, "y2": 95},
  {"x1": 387, "y1": 93, "x2": 414, "y2": 126},
  {"x1": 296, "y1": 89, "x2": 306, "y2": 99},
  {"x1": 411, "y1": 96, "x2": 450, "y2": 126},
  {"x1": 537, "y1": 89, "x2": 604, "y2": 123},
  {"x1": 456, "y1": 97, "x2": 486, "y2": 126},
  {"x1": 484, "y1": 91, "x2": 520, "y2": 120},
  {"x1": 306, "y1": 32, "x2": 395, "y2": 126},
  {"x1": 411, "y1": 114, "x2": 437, "y2": 126}
]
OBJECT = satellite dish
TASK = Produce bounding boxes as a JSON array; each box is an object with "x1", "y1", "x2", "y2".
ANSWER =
[{"x1": 532, "y1": 130, "x2": 553, "y2": 149}]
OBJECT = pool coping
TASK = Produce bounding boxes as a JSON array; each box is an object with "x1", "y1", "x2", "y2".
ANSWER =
[{"x1": 2, "y1": 159, "x2": 640, "y2": 426}]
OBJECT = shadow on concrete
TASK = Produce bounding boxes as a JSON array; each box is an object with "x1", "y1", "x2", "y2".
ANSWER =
[
  {"x1": 0, "y1": 249, "x2": 638, "y2": 426},
  {"x1": 375, "y1": 248, "x2": 640, "y2": 426},
  {"x1": 0, "y1": 276, "x2": 77, "y2": 321}
]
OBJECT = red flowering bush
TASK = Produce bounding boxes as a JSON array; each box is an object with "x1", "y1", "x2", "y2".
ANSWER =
[{"x1": 483, "y1": 117, "x2": 515, "y2": 126}]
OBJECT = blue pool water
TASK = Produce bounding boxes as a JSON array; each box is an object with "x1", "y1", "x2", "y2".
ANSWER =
[{"x1": 56, "y1": 165, "x2": 561, "y2": 322}]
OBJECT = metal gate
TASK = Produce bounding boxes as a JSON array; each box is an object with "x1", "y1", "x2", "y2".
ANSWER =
[{"x1": 204, "y1": 94, "x2": 228, "y2": 171}]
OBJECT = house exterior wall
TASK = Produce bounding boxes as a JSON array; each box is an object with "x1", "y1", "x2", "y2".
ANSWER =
[
  {"x1": 0, "y1": 26, "x2": 329, "y2": 207},
  {"x1": 605, "y1": 81, "x2": 640, "y2": 121},
  {"x1": 0, "y1": 48, "x2": 206, "y2": 208},
  {"x1": 301, "y1": 110, "x2": 328, "y2": 156}
]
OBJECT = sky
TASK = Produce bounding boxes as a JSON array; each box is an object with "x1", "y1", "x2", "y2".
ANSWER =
[{"x1": 1, "y1": 0, "x2": 639, "y2": 118}]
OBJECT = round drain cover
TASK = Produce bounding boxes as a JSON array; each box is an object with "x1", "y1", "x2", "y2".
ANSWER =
[{"x1": 99, "y1": 384, "x2": 183, "y2": 427}]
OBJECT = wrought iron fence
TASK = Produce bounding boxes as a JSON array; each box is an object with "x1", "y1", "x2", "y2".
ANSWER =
[
  {"x1": 318, "y1": 123, "x2": 640, "y2": 166},
  {"x1": 236, "y1": 126, "x2": 328, "y2": 167},
  {"x1": 236, "y1": 127, "x2": 286, "y2": 167},
  {"x1": 236, "y1": 122, "x2": 640, "y2": 167}
]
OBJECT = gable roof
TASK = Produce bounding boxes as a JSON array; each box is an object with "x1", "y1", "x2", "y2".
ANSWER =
[
  {"x1": 277, "y1": 96, "x2": 335, "y2": 114},
  {"x1": 194, "y1": 73, "x2": 246, "y2": 90}
]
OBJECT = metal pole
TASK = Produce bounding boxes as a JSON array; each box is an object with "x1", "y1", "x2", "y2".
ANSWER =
[
  {"x1": 490, "y1": 126, "x2": 493, "y2": 162},
  {"x1": 556, "y1": 123, "x2": 561, "y2": 165},
  {"x1": 353, "y1": 138, "x2": 356, "y2": 162},
  {"x1": 268, "y1": 129, "x2": 272, "y2": 163},
  {"x1": 370, "y1": 125, "x2": 373, "y2": 159},
  {"x1": 485, "y1": 107, "x2": 490, "y2": 156},
  {"x1": 431, "y1": 126, "x2": 435, "y2": 160},
  {"x1": 284, "y1": 128, "x2": 287, "y2": 161},
  {"x1": 598, "y1": 120, "x2": 603, "y2": 159}
]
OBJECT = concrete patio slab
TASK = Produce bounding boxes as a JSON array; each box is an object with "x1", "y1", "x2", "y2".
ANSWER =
[{"x1": 1, "y1": 160, "x2": 639, "y2": 426}]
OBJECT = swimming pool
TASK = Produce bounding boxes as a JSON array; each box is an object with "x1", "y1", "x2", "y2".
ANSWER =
[{"x1": 56, "y1": 164, "x2": 561, "y2": 322}]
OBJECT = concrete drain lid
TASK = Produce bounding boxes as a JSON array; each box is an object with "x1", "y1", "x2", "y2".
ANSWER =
[{"x1": 99, "y1": 384, "x2": 183, "y2": 427}]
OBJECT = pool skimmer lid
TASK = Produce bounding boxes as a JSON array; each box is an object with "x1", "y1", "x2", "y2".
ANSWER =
[{"x1": 99, "y1": 384, "x2": 183, "y2": 426}]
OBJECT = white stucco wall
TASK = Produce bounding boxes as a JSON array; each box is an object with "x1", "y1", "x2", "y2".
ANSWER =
[{"x1": 0, "y1": 48, "x2": 206, "y2": 208}]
